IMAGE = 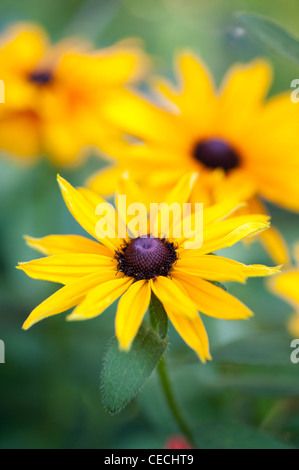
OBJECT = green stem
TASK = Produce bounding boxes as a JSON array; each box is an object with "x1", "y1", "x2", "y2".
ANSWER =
[{"x1": 157, "y1": 355, "x2": 195, "y2": 447}]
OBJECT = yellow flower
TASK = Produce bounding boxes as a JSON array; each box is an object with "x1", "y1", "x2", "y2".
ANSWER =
[
  {"x1": 18, "y1": 173, "x2": 279, "y2": 362},
  {"x1": 268, "y1": 243, "x2": 299, "y2": 337},
  {"x1": 89, "y1": 53, "x2": 299, "y2": 264},
  {"x1": 0, "y1": 22, "x2": 147, "y2": 165}
]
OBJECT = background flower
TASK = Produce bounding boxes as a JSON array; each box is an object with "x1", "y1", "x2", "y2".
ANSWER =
[
  {"x1": 0, "y1": 22, "x2": 147, "y2": 165},
  {"x1": 89, "y1": 54, "x2": 299, "y2": 265},
  {"x1": 269, "y1": 243, "x2": 299, "y2": 337}
]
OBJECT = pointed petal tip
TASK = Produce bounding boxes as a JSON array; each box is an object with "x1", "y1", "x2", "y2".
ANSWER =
[
  {"x1": 197, "y1": 351, "x2": 212, "y2": 364},
  {"x1": 23, "y1": 234, "x2": 38, "y2": 248},
  {"x1": 22, "y1": 320, "x2": 31, "y2": 330},
  {"x1": 118, "y1": 341, "x2": 132, "y2": 353},
  {"x1": 57, "y1": 174, "x2": 67, "y2": 191},
  {"x1": 254, "y1": 221, "x2": 271, "y2": 233},
  {"x1": 66, "y1": 312, "x2": 85, "y2": 322},
  {"x1": 268, "y1": 265, "x2": 283, "y2": 275}
]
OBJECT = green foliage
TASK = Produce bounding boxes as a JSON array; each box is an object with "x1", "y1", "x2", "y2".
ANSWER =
[
  {"x1": 101, "y1": 325, "x2": 169, "y2": 415},
  {"x1": 237, "y1": 12, "x2": 299, "y2": 64}
]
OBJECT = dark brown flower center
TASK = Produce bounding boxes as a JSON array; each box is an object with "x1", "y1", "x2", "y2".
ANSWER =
[
  {"x1": 29, "y1": 70, "x2": 53, "y2": 86},
  {"x1": 193, "y1": 138, "x2": 240, "y2": 172},
  {"x1": 115, "y1": 236, "x2": 178, "y2": 280}
]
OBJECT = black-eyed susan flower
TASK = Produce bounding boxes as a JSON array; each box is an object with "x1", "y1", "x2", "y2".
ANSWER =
[
  {"x1": 18, "y1": 173, "x2": 279, "y2": 362},
  {"x1": 89, "y1": 53, "x2": 299, "y2": 264},
  {"x1": 269, "y1": 243, "x2": 299, "y2": 337},
  {"x1": 0, "y1": 22, "x2": 147, "y2": 165}
]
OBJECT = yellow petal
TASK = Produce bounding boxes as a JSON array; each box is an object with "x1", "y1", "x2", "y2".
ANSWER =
[
  {"x1": 204, "y1": 199, "x2": 247, "y2": 225},
  {"x1": 245, "y1": 197, "x2": 290, "y2": 266},
  {"x1": 116, "y1": 280, "x2": 151, "y2": 350},
  {"x1": 77, "y1": 186, "x2": 108, "y2": 208},
  {"x1": 173, "y1": 271, "x2": 253, "y2": 320},
  {"x1": 57, "y1": 175, "x2": 120, "y2": 250},
  {"x1": 213, "y1": 169, "x2": 257, "y2": 204},
  {"x1": 175, "y1": 254, "x2": 280, "y2": 283},
  {"x1": 243, "y1": 94, "x2": 299, "y2": 212},
  {"x1": 24, "y1": 234, "x2": 113, "y2": 257},
  {"x1": 80, "y1": 185, "x2": 130, "y2": 241},
  {"x1": 22, "y1": 270, "x2": 117, "y2": 329},
  {"x1": 67, "y1": 276, "x2": 133, "y2": 321},
  {"x1": 189, "y1": 215, "x2": 270, "y2": 253},
  {"x1": 102, "y1": 89, "x2": 183, "y2": 145},
  {"x1": 87, "y1": 164, "x2": 124, "y2": 196},
  {"x1": 150, "y1": 276, "x2": 197, "y2": 319},
  {"x1": 115, "y1": 172, "x2": 148, "y2": 238},
  {"x1": 268, "y1": 269, "x2": 299, "y2": 307},
  {"x1": 151, "y1": 173, "x2": 198, "y2": 238},
  {"x1": 58, "y1": 42, "x2": 147, "y2": 87},
  {"x1": 166, "y1": 308, "x2": 211, "y2": 363},
  {"x1": 117, "y1": 171, "x2": 147, "y2": 209},
  {"x1": 259, "y1": 225, "x2": 290, "y2": 266},
  {"x1": 219, "y1": 60, "x2": 271, "y2": 132},
  {"x1": 0, "y1": 23, "x2": 48, "y2": 73},
  {"x1": 287, "y1": 313, "x2": 299, "y2": 338},
  {"x1": 17, "y1": 254, "x2": 116, "y2": 285},
  {"x1": 154, "y1": 53, "x2": 216, "y2": 133},
  {"x1": 0, "y1": 110, "x2": 41, "y2": 159}
]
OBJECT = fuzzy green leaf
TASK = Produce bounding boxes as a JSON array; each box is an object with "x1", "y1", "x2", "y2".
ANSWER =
[{"x1": 101, "y1": 325, "x2": 169, "y2": 414}]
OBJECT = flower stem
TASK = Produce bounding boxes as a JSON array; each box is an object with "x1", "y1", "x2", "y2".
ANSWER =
[{"x1": 157, "y1": 355, "x2": 195, "y2": 447}]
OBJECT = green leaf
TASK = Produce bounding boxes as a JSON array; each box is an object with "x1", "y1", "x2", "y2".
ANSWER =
[
  {"x1": 101, "y1": 325, "x2": 169, "y2": 414},
  {"x1": 148, "y1": 292, "x2": 168, "y2": 339},
  {"x1": 236, "y1": 12, "x2": 299, "y2": 64},
  {"x1": 213, "y1": 332, "x2": 292, "y2": 366}
]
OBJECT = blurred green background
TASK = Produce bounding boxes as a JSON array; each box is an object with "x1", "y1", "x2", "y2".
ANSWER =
[{"x1": 1, "y1": 0, "x2": 299, "y2": 449}]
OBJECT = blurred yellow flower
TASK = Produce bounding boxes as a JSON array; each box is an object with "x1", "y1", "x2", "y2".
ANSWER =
[
  {"x1": 18, "y1": 173, "x2": 279, "y2": 361},
  {"x1": 89, "y1": 53, "x2": 299, "y2": 264},
  {"x1": 269, "y1": 243, "x2": 299, "y2": 337},
  {"x1": 0, "y1": 22, "x2": 147, "y2": 165}
]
